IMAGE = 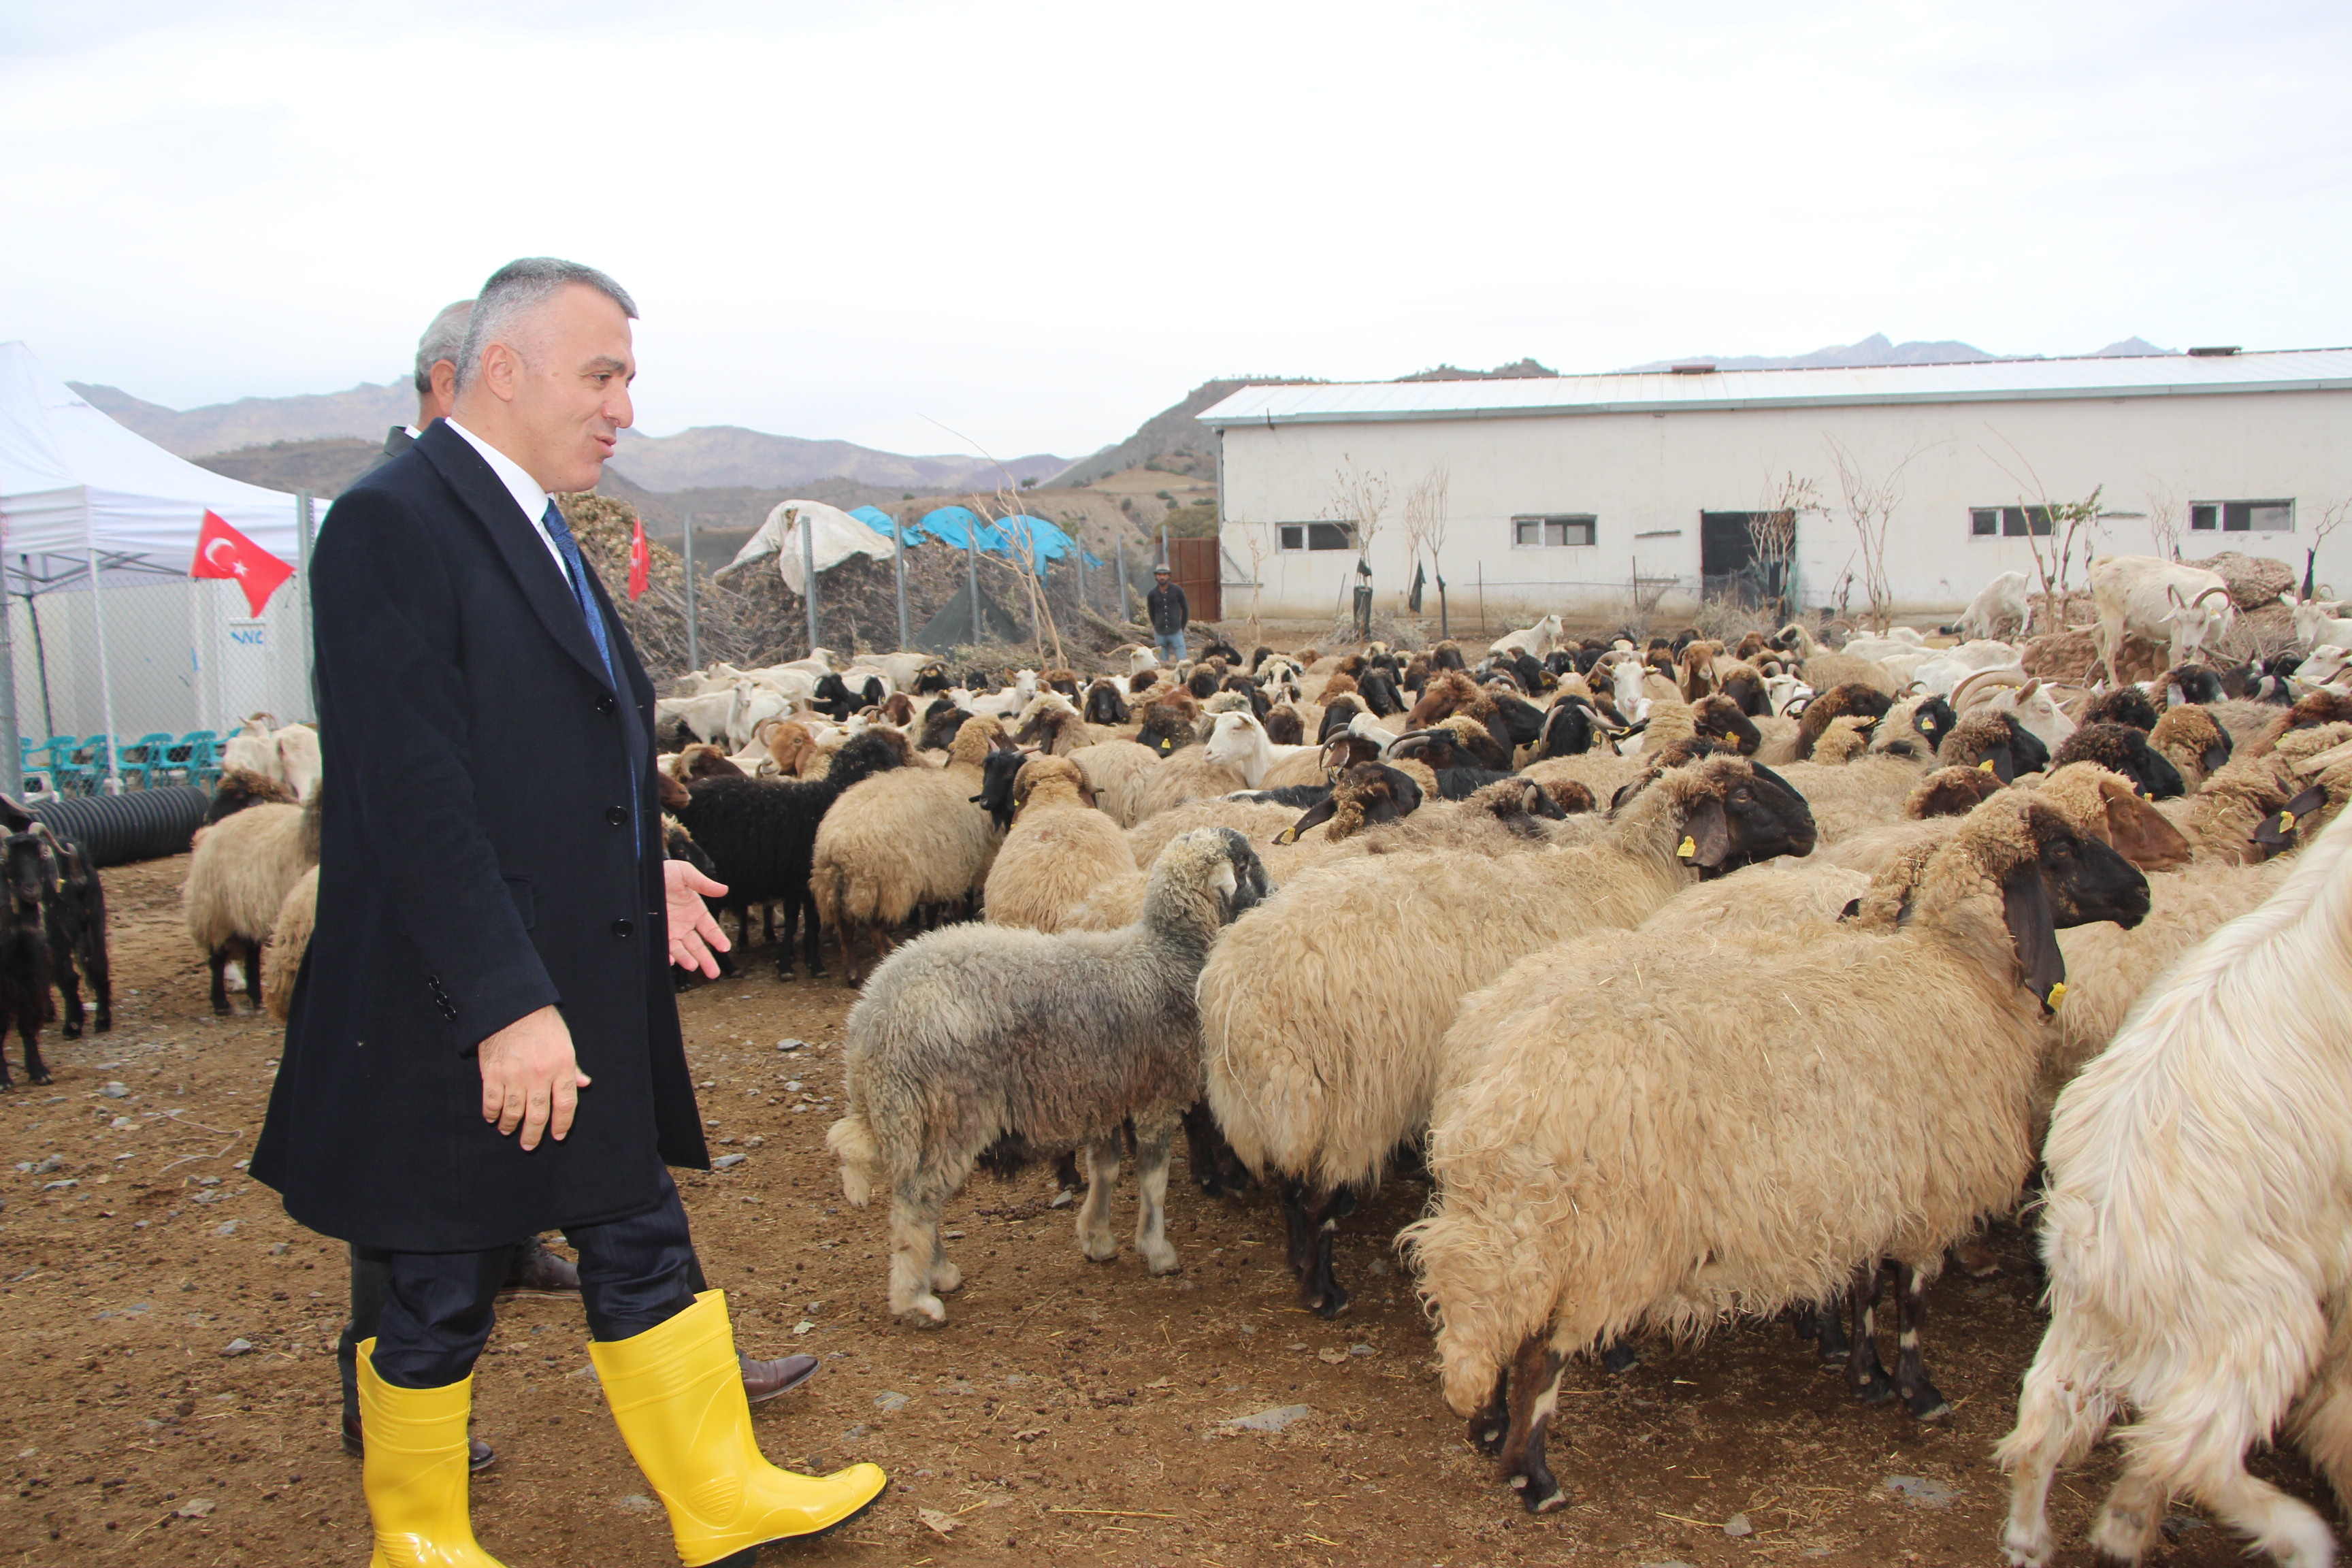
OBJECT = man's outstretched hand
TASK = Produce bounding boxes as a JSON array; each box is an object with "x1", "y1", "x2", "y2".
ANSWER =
[
  {"x1": 664, "y1": 858, "x2": 730, "y2": 977},
  {"x1": 478, "y1": 1005, "x2": 591, "y2": 1151}
]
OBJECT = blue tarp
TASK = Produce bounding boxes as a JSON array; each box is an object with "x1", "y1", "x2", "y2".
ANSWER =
[
  {"x1": 915, "y1": 506, "x2": 995, "y2": 552},
  {"x1": 994, "y1": 514, "x2": 1103, "y2": 569},
  {"x1": 914, "y1": 506, "x2": 1101, "y2": 569},
  {"x1": 848, "y1": 505, "x2": 905, "y2": 539}
]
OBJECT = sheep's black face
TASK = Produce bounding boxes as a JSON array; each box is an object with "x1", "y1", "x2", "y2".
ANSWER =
[
  {"x1": 2201, "y1": 730, "x2": 2234, "y2": 776},
  {"x1": 2006, "y1": 719, "x2": 2051, "y2": 776},
  {"x1": 2127, "y1": 736, "x2": 2185, "y2": 799},
  {"x1": 1912, "y1": 696, "x2": 1957, "y2": 746},
  {"x1": 1494, "y1": 693, "x2": 1546, "y2": 746},
  {"x1": 1698, "y1": 702, "x2": 1762, "y2": 756},
  {"x1": 2036, "y1": 823, "x2": 2149, "y2": 930},
  {"x1": 1215, "y1": 833, "x2": 1271, "y2": 921},
  {"x1": 1716, "y1": 764, "x2": 1816, "y2": 868},
  {"x1": 2175, "y1": 666, "x2": 2223, "y2": 705},
  {"x1": 1539, "y1": 701, "x2": 1595, "y2": 759},
  {"x1": 813, "y1": 673, "x2": 853, "y2": 719},
  {"x1": 1720, "y1": 670, "x2": 1769, "y2": 717}
]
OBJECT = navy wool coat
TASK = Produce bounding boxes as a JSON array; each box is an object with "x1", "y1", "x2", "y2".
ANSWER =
[{"x1": 251, "y1": 421, "x2": 708, "y2": 1252}]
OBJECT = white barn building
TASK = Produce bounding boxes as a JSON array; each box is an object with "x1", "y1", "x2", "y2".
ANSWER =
[{"x1": 1200, "y1": 348, "x2": 2352, "y2": 627}]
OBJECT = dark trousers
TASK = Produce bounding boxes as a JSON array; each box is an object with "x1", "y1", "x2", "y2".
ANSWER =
[{"x1": 342, "y1": 1168, "x2": 703, "y2": 1393}]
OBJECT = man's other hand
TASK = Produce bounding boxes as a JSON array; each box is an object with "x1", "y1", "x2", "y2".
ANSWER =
[
  {"x1": 478, "y1": 1005, "x2": 591, "y2": 1151},
  {"x1": 664, "y1": 858, "x2": 730, "y2": 977}
]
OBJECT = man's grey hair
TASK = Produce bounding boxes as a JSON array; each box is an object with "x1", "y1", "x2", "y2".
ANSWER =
[
  {"x1": 453, "y1": 258, "x2": 638, "y2": 391},
  {"x1": 413, "y1": 299, "x2": 474, "y2": 392}
]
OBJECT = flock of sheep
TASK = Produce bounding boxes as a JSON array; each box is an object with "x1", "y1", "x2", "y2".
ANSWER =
[{"x1": 174, "y1": 552, "x2": 2352, "y2": 1566}]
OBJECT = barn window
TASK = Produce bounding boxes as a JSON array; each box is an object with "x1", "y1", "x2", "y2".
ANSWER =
[
  {"x1": 1970, "y1": 508, "x2": 1998, "y2": 536},
  {"x1": 1970, "y1": 506, "x2": 2053, "y2": 538},
  {"x1": 1275, "y1": 522, "x2": 1354, "y2": 552},
  {"x1": 1511, "y1": 514, "x2": 1597, "y2": 548},
  {"x1": 2191, "y1": 499, "x2": 2293, "y2": 533}
]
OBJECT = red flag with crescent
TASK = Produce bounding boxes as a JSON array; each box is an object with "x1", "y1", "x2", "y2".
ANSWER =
[
  {"x1": 191, "y1": 509, "x2": 295, "y2": 617},
  {"x1": 627, "y1": 513, "x2": 650, "y2": 601}
]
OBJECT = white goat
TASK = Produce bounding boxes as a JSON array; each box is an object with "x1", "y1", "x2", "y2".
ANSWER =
[
  {"x1": 1952, "y1": 668, "x2": 2076, "y2": 753},
  {"x1": 2089, "y1": 555, "x2": 2235, "y2": 687},
  {"x1": 1488, "y1": 614, "x2": 1563, "y2": 660},
  {"x1": 1959, "y1": 570, "x2": 2032, "y2": 640},
  {"x1": 1201, "y1": 710, "x2": 1320, "y2": 790},
  {"x1": 2285, "y1": 593, "x2": 2352, "y2": 653},
  {"x1": 1999, "y1": 809, "x2": 2352, "y2": 1568}
]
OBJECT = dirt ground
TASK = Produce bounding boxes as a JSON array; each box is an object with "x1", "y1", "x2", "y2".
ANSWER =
[{"x1": 1, "y1": 855, "x2": 2336, "y2": 1567}]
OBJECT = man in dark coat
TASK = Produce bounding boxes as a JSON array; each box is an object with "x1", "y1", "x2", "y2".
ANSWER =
[
  {"x1": 253, "y1": 257, "x2": 885, "y2": 1565},
  {"x1": 1147, "y1": 562, "x2": 1189, "y2": 663},
  {"x1": 359, "y1": 299, "x2": 472, "y2": 478}
]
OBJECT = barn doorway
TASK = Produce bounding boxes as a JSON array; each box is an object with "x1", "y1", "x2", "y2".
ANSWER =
[{"x1": 1699, "y1": 511, "x2": 1785, "y2": 611}]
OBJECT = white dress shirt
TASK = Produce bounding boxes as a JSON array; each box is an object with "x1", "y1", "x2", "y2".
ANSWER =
[{"x1": 444, "y1": 419, "x2": 572, "y2": 585}]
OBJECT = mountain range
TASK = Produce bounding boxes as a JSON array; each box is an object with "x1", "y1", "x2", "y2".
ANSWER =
[
  {"x1": 68, "y1": 378, "x2": 1068, "y2": 496},
  {"x1": 78, "y1": 332, "x2": 2185, "y2": 498}
]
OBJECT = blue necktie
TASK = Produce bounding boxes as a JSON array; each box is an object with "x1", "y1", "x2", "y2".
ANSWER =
[
  {"x1": 541, "y1": 500, "x2": 614, "y2": 679},
  {"x1": 540, "y1": 500, "x2": 640, "y2": 849}
]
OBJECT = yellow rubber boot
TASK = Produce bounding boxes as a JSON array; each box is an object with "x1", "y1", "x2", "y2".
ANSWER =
[
  {"x1": 591, "y1": 1291, "x2": 887, "y2": 1567},
  {"x1": 355, "y1": 1338, "x2": 505, "y2": 1568}
]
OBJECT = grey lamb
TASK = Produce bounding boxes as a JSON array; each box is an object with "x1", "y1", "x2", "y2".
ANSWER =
[{"x1": 827, "y1": 826, "x2": 1269, "y2": 1324}]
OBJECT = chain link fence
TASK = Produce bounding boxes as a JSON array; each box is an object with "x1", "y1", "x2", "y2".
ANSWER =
[{"x1": 6, "y1": 532, "x2": 316, "y2": 797}]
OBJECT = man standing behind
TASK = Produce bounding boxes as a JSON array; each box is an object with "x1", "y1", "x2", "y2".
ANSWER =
[
  {"x1": 365, "y1": 298, "x2": 472, "y2": 473},
  {"x1": 254, "y1": 258, "x2": 885, "y2": 1567},
  {"x1": 1147, "y1": 562, "x2": 1190, "y2": 664}
]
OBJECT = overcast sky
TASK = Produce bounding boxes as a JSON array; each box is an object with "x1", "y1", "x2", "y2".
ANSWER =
[{"x1": 5, "y1": 1, "x2": 2347, "y2": 461}]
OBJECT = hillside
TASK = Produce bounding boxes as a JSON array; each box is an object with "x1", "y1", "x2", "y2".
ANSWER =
[
  {"x1": 1614, "y1": 332, "x2": 2173, "y2": 372},
  {"x1": 604, "y1": 425, "x2": 1064, "y2": 495},
  {"x1": 190, "y1": 437, "x2": 385, "y2": 495},
  {"x1": 1048, "y1": 376, "x2": 1316, "y2": 488},
  {"x1": 74, "y1": 378, "x2": 412, "y2": 457}
]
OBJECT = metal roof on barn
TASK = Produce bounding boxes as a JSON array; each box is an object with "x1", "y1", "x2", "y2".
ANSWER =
[{"x1": 1194, "y1": 348, "x2": 2352, "y2": 427}]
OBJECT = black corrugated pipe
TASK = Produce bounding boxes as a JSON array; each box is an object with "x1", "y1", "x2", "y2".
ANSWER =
[{"x1": 31, "y1": 787, "x2": 210, "y2": 867}]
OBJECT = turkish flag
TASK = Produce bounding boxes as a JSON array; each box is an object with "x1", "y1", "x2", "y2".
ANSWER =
[
  {"x1": 191, "y1": 509, "x2": 296, "y2": 617},
  {"x1": 627, "y1": 514, "x2": 650, "y2": 601}
]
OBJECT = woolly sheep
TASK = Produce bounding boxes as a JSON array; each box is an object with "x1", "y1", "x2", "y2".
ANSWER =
[
  {"x1": 1407, "y1": 796, "x2": 2149, "y2": 1511},
  {"x1": 2148, "y1": 703, "x2": 2234, "y2": 789},
  {"x1": 1071, "y1": 740, "x2": 1162, "y2": 830},
  {"x1": 1198, "y1": 755, "x2": 1816, "y2": 1316},
  {"x1": 827, "y1": 828, "x2": 1269, "y2": 1323},
  {"x1": 184, "y1": 785, "x2": 322, "y2": 1015},
  {"x1": 1999, "y1": 810, "x2": 2352, "y2": 1568},
  {"x1": 261, "y1": 865, "x2": 319, "y2": 1022},
  {"x1": 981, "y1": 756, "x2": 1134, "y2": 934},
  {"x1": 809, "y1": 716, "x2": 1008, "y2": 985}
]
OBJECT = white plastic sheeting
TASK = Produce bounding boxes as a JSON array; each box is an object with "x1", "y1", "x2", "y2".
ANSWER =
[{"x1": 724, "y1": 499, "x2": 900, "y2": 593}]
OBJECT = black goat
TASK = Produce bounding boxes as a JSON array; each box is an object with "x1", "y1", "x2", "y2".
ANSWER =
[
  {"x1": 1535, "y1": 698, "x2": 1601, "y2": 758},
  {"x1": 0, "y1": 832, "x2": 51, "y2": 1089},
  {"x1": 37, "y1": 831, "x2": 109, "y2": 1038},
  {"x1": 918, "y1": 698, "x2": 973, "y2": 751},
  {"x1": 1357, "y1": 670, "x2": 1406, "y2": 717},
  {"x1": 1200, "y1": 640, "x2": 1243, "y2": 664},
  {"x1": 968, "y1": 747, "x2": 1028, "y2": 832},
  {"x1": 662, "y1": 730, "x2": 906, "y2": 980}
]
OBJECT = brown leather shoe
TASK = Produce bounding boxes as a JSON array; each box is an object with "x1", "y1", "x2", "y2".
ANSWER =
[
  {"x1": 343, "y1": 1409, "x2": 495, "y2": 1472},
  {"x1": 740, "y1": 1352, "x2": 818, "y2": 1404},
  {"x1": 497, "y1": 1236, "x2": 581, "y2": 1297}
]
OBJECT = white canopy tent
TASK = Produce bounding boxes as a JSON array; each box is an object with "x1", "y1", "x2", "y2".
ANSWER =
[{"x1": 0, "y1": 342, "x2": 319, "y2": 789}]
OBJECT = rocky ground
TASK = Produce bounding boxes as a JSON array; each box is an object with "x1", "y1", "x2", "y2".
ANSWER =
[{"x1": 0, "y1": 854, "x2": 2334, "y2": 1565}]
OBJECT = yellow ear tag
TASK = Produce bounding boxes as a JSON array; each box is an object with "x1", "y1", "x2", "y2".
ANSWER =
[
  {"x1": 1676, "y1": 834, "x2": 1697, "y2": 859},
  {"x1": 2046, "y1": 981, "x2": 2068, "y2": 1010},
  {"x1": 2279, "y1": 811, "x2": 2298, "y2": 832},
  {"x1": 1276, "y1": 828, "x2": 1298, "y2": 845},
  {"x1": 1978, "y1": 758, "x2": 1997, "y2": 773}
]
